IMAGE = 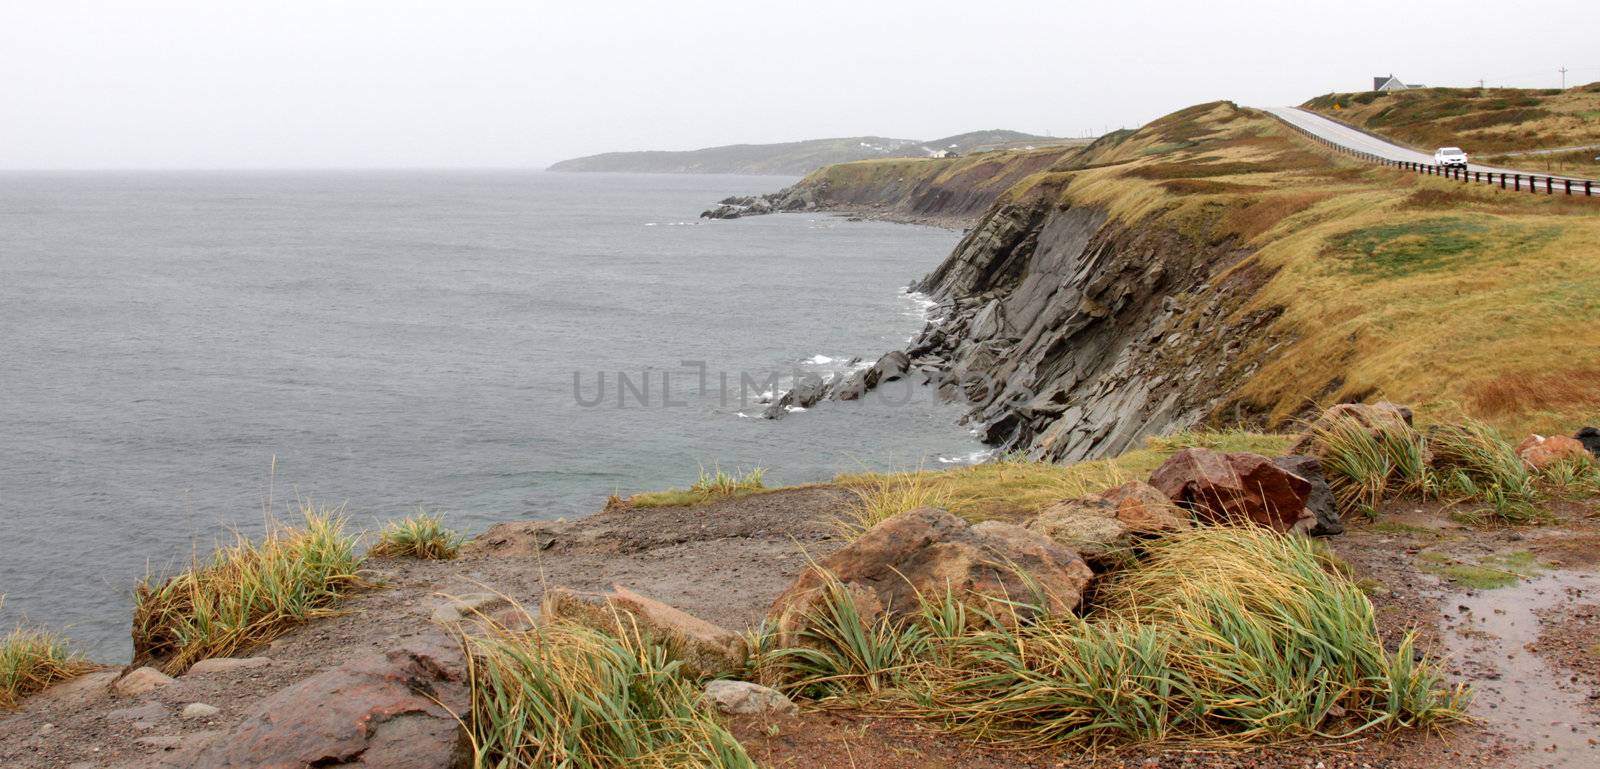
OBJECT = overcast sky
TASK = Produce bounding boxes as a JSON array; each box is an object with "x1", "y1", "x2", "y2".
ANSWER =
[{"x1": 1, "y1": 1, "x2": 1594, "y2": 169}]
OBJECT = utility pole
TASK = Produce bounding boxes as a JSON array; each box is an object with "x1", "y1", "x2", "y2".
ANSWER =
[
  {"x1": 1560, "y1": 66, "x2": 1568, "y2": 89},
  {"x1": 1478, "y1": 78, "x2": 1485, "y2": 89}
]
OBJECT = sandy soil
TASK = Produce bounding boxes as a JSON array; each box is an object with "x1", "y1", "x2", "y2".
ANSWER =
[{"x1": 2, "y1": 486, "x2": 1597, "y2": 769}]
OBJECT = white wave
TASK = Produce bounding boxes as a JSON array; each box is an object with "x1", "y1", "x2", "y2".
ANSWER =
[
  {"x1": 804, "y1": 354, "x2": 835, "y2": 365},
  {"x1": 936, "y1": 449, "x2": 998, "y2": 465}
]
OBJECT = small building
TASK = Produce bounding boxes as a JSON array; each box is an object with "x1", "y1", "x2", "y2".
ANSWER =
[
  {"x1": 1373, "y1": 74, "x2": 1425, "y2": 92},
  {"x1": 930, "y1": 149, "x2": 960, "y2": 159}
]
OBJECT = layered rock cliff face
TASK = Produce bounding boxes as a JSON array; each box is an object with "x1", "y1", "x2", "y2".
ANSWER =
[{"x1": 896, "y1": 193, "x2": 1284, "y2": 462}]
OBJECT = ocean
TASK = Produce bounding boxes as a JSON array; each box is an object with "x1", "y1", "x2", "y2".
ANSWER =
[{"x1": 0, "y1": 170, "x2": 983, "y2": 659}]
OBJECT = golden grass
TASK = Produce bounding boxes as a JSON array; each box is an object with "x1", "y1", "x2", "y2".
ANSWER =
[
  {"x1": 761, "y1": 527, "x2": 1467, "y2": 748},
  {"x1": 132, "y1": 506, "x2": 364, "y2": 674},
  {"x1": 833, "y1": 430, "x2": 1291, "y2": 524},
  {"x1": 369, "y1": 511, "x2": 463, "y2": 560},
  {"x1": 464, "y1": 609, "x2": 754, "y2": 768},
  {"x1": 0, "y1": 615, "x2": 97, "y2": 710}
]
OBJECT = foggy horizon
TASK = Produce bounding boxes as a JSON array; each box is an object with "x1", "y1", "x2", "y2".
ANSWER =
[{"x1": 2, "y1": 0, "x2": 1595, "y2": 170}]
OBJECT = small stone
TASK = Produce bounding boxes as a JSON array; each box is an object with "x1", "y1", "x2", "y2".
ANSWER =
[
  {"x1": 702, "y1": 680, "x2": 798, "y2": 716},
  {"x1": 186, "y1": 657, "x2": 272, "y2": 675},
  {"x1": 182, "y1": 702, "x2": 221, "y2": 719},
  {"x1": 112, "y1": 667, "x2": 175, "y2": 696},
  {"x1": 430, "y1": 593, "x2": 510, "y2": 625}
]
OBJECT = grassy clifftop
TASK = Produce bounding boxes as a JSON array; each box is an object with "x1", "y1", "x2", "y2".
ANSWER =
[
  {"x1": 1303, "y1": 83, "x2": 1600, "y2": 177},
  {"x1": 910, "y1": 100, "x2": 1600, "y2": 438}
]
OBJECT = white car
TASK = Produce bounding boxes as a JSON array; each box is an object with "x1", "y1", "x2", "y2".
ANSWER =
[{"x1": 1434, "y1": 147, "x2": 1468, "y2": 167}]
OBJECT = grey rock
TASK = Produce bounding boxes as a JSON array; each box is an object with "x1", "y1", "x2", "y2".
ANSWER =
[
  {"x1": 112, "y1": 667, "x2": 175, "y2": 696},
  {"x1": 1272, "y1": 455, "x2": 1344, "y2": 536},
  {"x1": 182, "y1": 702, "x2": 222, "y2": 720},
  {"x1": 186, "y1": 656, "x2": 272, "y2": 675},
  {"x1": 702, "y1": 680, "x2": 797, "y2": 716}
]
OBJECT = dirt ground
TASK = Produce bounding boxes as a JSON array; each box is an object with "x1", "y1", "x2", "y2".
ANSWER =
[{"x1": 2, "y1": 486, "x2": 1598, "y2": 769}]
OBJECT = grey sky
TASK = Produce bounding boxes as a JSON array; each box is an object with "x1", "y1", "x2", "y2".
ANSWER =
[{"x1": 1, "y1": 0, "x2": 1594, "y2": 169}]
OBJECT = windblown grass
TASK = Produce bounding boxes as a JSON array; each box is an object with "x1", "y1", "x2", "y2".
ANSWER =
[
  {"x1": 132, "y1": 506, "x2": 364, "y2": 674},
  {"x1": 833, "y1": 468, "x2": 953, "y2": 540},
  {"x1": 0, "y1": 615, "x2": 97, "y2": 709},
  {"x1": 758, "y1": 527, "x2": 1467, "y2": 748},
  {"x1": 623, "y1": 466, "x2": 770, "y2": 509},
  {"x1": 1309, "y1": 411, "x2": 1573, "y2": 523},
  {"x1": 369, "y1": 511, "x2": 463, "y2": 560},
  {"x1": 464, "y1": 613, "x2": 754, "y2": 769},
  {"x1": 833, "y1": 430, "x2": 1289, "y2": 523}
]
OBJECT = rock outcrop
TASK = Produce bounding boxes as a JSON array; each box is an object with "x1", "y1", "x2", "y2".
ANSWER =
[
  {"x1": 1516, "y1": 434, "x2": 1591, "y2": 470},
  {"x1": 1149, "y1": 449, "x2": 1315, "y2": 533},
  {"x1": 768, "y1": 507, "x2": 1092, "y2": 646},
  {"x1": 1026, "y1": 481, "x2": 1190, "y2": 565},
  {"x1": 543, "y1": 586, "x2": 747, "y2": 678},
  {"x1": 196, "y1": 632, "x2": 469, "y2": 769},
  {"x1": 700, "y1": 188, "x2": 817, "y2": 219}
]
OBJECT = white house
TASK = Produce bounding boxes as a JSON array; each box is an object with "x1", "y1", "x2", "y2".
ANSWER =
[{"x1": 1373, "y1": 74, "x2": 1425, "y2": 91}]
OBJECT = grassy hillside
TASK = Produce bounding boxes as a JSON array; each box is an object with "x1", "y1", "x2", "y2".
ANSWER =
[
  {"x1": 1303, "y1": 83, "x2": 1600, "y2": 178},
  {"x1": 548, "y1": 131, "x2": 1084, "y2": 175},
  {"x1": 995, "y1": 101, "x2": 1600, "y2": 437},
  {"x1": 789, "y1": 144, "x2": 1085, "y2": 222}
]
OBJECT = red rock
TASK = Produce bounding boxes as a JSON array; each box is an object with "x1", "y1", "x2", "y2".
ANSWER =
[
  {"x1": 542, "y1": 585, "x2": 746, "y2": 678},
  {"x1": 1099, "y1": 480, "x2": 1190, "y2": 532},
  {"x1": 196, "y1": 631, "x2": 468, "y2": 769},
  {"x1": 769, "y1": 507, "x2": 1092, "y2": 646},
  {"x1": 1027, "y1": 482, "x2": 1190, "y2": 564},
  {"x1": 1149, "y1": 448, "x2": 1315, "y2": 533},
  {"x1": 1517, "y1": 434, "x2": 1590, "y2": 470}
]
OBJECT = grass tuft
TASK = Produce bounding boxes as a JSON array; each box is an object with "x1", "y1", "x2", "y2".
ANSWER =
[
  {"x1": 624, "y1": 466, "x2": 769, "y2": 509},
  {"x1": 0, "y1": 616, "x2": 97, "y2": 710},
  {"x1": 369, "y1": 511, "x2": 463, "y2": 560},
  {"x1": 833, "y1": 468, "x2": 953, "y2": 541},
  {"x1": 131, "y1": 505, "x2": 364, "y2": 674},
  {"x1": 761, "y1": 527, "x2": 1467, "y2": 748},
  {"x1": 464, "y1": 610, "x2": 754, "y2": 769}
]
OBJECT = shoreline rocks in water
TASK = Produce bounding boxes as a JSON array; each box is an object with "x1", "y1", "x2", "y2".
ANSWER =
[{"x1": 700, "y1": 187, "x2": 818, "y2": 219}]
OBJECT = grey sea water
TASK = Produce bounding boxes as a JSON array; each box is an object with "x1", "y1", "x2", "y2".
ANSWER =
[{"x1": 0, "y1": 170, "x2": 983, "y2": 659}]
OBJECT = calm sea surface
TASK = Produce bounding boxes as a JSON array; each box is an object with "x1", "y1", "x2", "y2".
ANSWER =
[{"x1": 0, "y1": 171, "x2": 982, "y2": 659}]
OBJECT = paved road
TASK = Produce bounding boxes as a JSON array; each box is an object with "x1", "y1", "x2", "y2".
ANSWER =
[{"x1": 1265, "y1": 106, "x2": 1593, "y2": 183}]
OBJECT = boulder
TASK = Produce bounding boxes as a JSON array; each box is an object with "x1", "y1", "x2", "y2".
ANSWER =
[
  {"x1": 790, "y1": 373, "x2": 827, "y2": 408},
  {"x1": 182, "y1": 702, "x2": 222, "y2": 720},
  {"x1": 1289, "y1": 401, "x2": 1415, "y2": 457},
  {"x1": 430, "y1": 593, "x2": 511, "y2": 626},
  {"x1": 701, "y1": 680, "x2": 798, "y2": 716},
  {"x1": 1027, "y1": 481, "x2": 1190, "y2": 564},
  {"x1": 872, "y1": 351, "x2": 911, "y2": 383},
  {"x1": 1271, "y1": 455, "x2": 1344, "y2": 536},
  {"x1": 1149, "y1": 449, "x2": 1315, "y2": 533},
  {"x1": 111, "y1": 667, "x2": 175, "y2": 697},
  {"x1": 768, "y1": 507, "x2": 1093, "y2": 647},
  {"x1": 542, "y1": 586, "x2": 746, "y2": 678},
  {"x1": 195, "y1": 632, "x2": 468, "y2": 769},
  {"x1": 1578, "y1": 427, "x2": 1600, "y2": 457},
  {"x1": 1516, "y1": 434, "x2": 1591, "y2": 470}
]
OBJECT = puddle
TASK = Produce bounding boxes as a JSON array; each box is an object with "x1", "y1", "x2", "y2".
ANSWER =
[{"x1": 1441, "y1": 569, "x2": 1600, "y2": 768}]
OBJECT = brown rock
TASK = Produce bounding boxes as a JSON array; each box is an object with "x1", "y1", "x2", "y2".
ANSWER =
[
  {"x1": 1028, "y1": 481, "x2": 1190, "y2": 563},
  {"x1": 1289, "y1": 401, "x2": 1415, "y2": 457},
  {"x1": 195, "y1": 631, "x2": 468, "y2": 769},
  {"x1": 111, "y1": 667, "x2": 175, "y2": 697},
  {"x1": 1149, "y1": 449, "x2": 1315, "y2": 533},
  {"x1": 769, "y1": 507, "x2": 1093, "y2": 646},
  {"x1": 1099, "y1": 481, "x2": 1191, "y2": 532},
  {"x1": 542, "y1": 586, "x2": 746, "y2": 678},
  {"x1": 1517, "y1": 434, "x2": 1590, "y2": 470}
]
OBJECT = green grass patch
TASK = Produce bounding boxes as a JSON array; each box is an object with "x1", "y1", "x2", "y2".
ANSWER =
[
  {"x1": 759, "y1": 526, "x2": 1467, "y2": 747},
  {"x1": 1418, "y1": 550, "x2": 1545, "y2": 589},
  {"x1": 464, "y1": 616, "x2": 754, "y2": 768},
  {"x1": 369, "y1": 511, "x2": 463, "y2": 560},
  {"x1": 1, "y1": 617, "x2": 97, "y2": 710},
  {"x1": 1325, "y1": 218, "x2": 1558, "y2": 278},
  {"x1": 132, "y1": 506, "x2": 364, "y2": 675},
  {"x1": 623, "y1": 466, "x2": 768, "y2": 509}
]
